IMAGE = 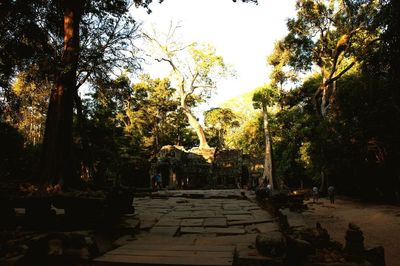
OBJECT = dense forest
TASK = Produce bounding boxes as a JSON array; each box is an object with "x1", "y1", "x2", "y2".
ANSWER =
[{"x1": 1, "y1": 0, "x2": 399, "y2": 201}]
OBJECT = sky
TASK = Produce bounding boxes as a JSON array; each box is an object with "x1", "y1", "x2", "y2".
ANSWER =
[{"x1": 131, "y1": 0, "x2": 296, "y2": 110}]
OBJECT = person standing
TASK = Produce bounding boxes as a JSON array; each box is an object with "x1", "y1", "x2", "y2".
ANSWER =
[
  {"x1": 152, "y1": 172, "x2": 162, "y2": 191},
  {"x1": 328, "y1": 185, "x2": 335, "y2": 204},
  {"x1": 312, "y1": 186, "x2": 319, "y2": 202}
]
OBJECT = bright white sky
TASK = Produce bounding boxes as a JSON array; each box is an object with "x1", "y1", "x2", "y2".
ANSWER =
[{"x1": 131, "y1": 0, "x2": 296, "y2": 110}]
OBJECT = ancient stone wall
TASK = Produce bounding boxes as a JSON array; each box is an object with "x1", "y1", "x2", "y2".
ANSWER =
[{"x1": 151, "y1": 145, "x2": 263, "y2": 189}]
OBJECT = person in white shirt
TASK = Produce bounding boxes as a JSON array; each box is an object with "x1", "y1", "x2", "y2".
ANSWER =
[
  {"x1": 312, "y1": 186, "x2": 319, "y2": 202},
  {"x1": 328, "y1": 185, "x2": 335, "y2": 204}
]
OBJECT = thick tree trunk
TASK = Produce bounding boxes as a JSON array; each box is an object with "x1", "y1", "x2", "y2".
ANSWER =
[
  {"x1": 41, "y1": 1, "x2": 83, "y2": 187},
  {"x1": 261, "y1": 104, "x2": 274, "y2": 189},
  {"x1": 183, "y1": 107, "x2": 209, "y2": 149},
  {"x1": 180, "y1": 92, "x2": 209, "y2": 149}
]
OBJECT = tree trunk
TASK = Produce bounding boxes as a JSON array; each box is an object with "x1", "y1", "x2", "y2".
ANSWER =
[
  {"x1": 180, "y1": 92, "x2": 209, "y2": 149},
  {"x1": 261, "y1": 104, "x2": 274, "y2": 189},
  {"x1": 41, "y1": 1, "x2": 83, "y2": 187},
  {"x1": 183, "y1": 107, "x2": 209, "y2": 149}
]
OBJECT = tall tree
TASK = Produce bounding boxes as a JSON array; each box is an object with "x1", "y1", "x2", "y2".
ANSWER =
[
  {"x1": 278, "y1": 0, "x2": 381, "y2": 117},
  {"x1": 253, "y1": 84, "x2": 278, "y2": 189},
  {"x1": 144, "y1": 24, "x2": 231, "y2": 149},
  {"x1": 1, "y1": 0, "x2": 259, "y2": 187},
  {"x1": 41, "y1": 0, "x2": 84, "y2": 187},
  {"x1": 1, "y1": 0, "x2": 148, "y2": 187}
]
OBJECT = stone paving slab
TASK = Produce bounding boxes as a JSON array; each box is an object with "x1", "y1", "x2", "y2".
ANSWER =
[
  {"x1": 227, "y1": 218, "x2": 275, "y2": 226},
  {"x1": 244, "y1": 206, "x2": 262, "y2": 211},
  {"x1": 195, "y1": 234, "x2": 258, "y2": 246},
  {"x1": 222, "y1": 204, "x2": 240, "y2": 210},
  {"x1": 173, "y1": 206, "x2": 194, "y2": 211},
  {"x1": 188, "y1": 211, "x2": 216, "y2": 218},
  {"x1": 251, "y1": 210, "x2": 274, "y2": 220},
  {"x1": 94, "y1": 243, "x2": 235, "y2": 266},
  {"x1": 180, "y1": 226, "x2": 246, "y2": 235},
  {"x1": 150, "y1": 226, "x2": 179, "y2": 236},
  {"x1": 98, "y1": 189, "x2": 278, "y2": 265},
  {"x1": 221, "y1": 210, "x2": 252, "y2": 215},
  {"x1": 139, "y1": 218, "x2": 158, "y2": 230},
  {"x1": 134, "y1": 235, "x2": 196, "y2": 245},
  {"x1": 163, "y1": 211, "x2": 192, "y2": 219},
  {"x1": 203, "y1": 217, "x2": 227, "y2": 227},
  {"x1": 154, "y1": 218, "x2": 181, "y2": 227},
  {"x1": 181, "y1": 218, "x2": 204, "y2": 227},
  {"x1": 256, "y1": 222, "x2": 280, "y2": 233},
  {"x1": 226, "y1": 214, "x2": 254, "y2": 221}
]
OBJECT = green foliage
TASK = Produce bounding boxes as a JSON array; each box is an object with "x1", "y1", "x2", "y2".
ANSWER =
[
  {"x1": 231, "y1": 114, "x2": 264, "y2": 155},
  {"x1": 252, "y1": 84, "x2": 279, "y2": 109},
  {"x1": 272, "y1": 0, "x2": 382, "y2": 116},
  {"x1": 188, "y1": 43, "x2": 229, "y2": 89},
  {"x1": 83, "y1": 73, "x2": 197, "y2": 183},
  {"x1": 267, "y1": 40, "x2": 298, "y2": 88},
  {"x1": 145, "y1": 25, "x2": 233, "y2": 148},
  {"x1": 121, "y1": 74, "x2": 184, "y2": 153},
  {"x1": 9, "y1": 69, "x2": 50, "y2": 145},
  {"x1": 204, "y1": 107, "x2": 239, "y2": 149}
]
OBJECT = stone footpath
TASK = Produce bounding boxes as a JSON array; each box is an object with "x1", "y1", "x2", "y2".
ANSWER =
[{"x1": 94, "y1": 189, "x2": 280, "y2": 265}]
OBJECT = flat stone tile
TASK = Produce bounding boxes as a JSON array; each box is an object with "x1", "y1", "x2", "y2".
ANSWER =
[
  {"x1": 140, "y1": 219, "x2": 157, "y2": 230},
  {"x1": 238, "y1": 201, "x2": 257, "y2": 207},
  {"x1": 155, "y1": 218, "x2": 181, "y2": 227},
  {"x1": 181, "y1": 218, "x2": 204, "y2": 227},
  {"x1": 174, "y1": 206, "x2": 194, "y2": 211},
  {"x1": 251, "y1": 210, "x2": 273, "y2": 220},
  {"x1": 180, "y1": 226, "x2": 246, "y2": 235},
  {"x1": 222, "y1": 210, "x2": 252, "y2": 215},
  {"x1": 203, "y1": 217, "x2": 227, "y2": 227},
  {"x1": 195, "y1": 234, "x2": 258, "y2": 246},
  {"x1": 256, "y1": 222, "x2": 280, "y2": 233},
  {"x1": 205, "y1": 227, "x2": 246, "y2": 235},
  {"x1": 189, "y1": 211, "x2": 216, "y2": 218},
  {"x1": 244, "y1": 206, "x2": 262, "y2": 211},
  {"x1": 222, "y1": 204, "x2": 239, "y2": 211},
  {"x1": 180, "y1": 227, "x2": 206, "y2": 234},
  {"x1": 227, "y1": 218, "x2": 274, "y2": 226},
  {"x1": 226, "y1": 214, "x2": 254, "y2": 221},
  {"x1": 150, "y1": 226, "x2": 179, "y2": 236}
]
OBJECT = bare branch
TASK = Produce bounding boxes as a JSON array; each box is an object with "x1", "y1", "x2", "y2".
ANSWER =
[{"x1": 189, "y1": 72, "x2": 199, "y2": 94}]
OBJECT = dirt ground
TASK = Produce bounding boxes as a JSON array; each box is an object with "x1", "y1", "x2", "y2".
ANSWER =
[{"x1": 302, "y1": 196, "x2": 400, "y2": 266}]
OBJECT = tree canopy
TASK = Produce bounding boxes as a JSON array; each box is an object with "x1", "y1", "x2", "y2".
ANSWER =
[
  {"x1": 144, "y1": 24, "x2": 232, "y2": 148},
  {"x1": 0, "y1": 0, "x2": 399, "y2": 201}
]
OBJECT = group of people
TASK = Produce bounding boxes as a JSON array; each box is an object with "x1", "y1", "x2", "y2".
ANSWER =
[{"x1": 312, "y1": 185, "x2": 335, "y2": 204}]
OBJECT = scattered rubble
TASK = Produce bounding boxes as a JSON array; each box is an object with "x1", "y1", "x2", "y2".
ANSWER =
[{"x1": 255, "y1": 192, "x2": 386, "y2": 266}]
